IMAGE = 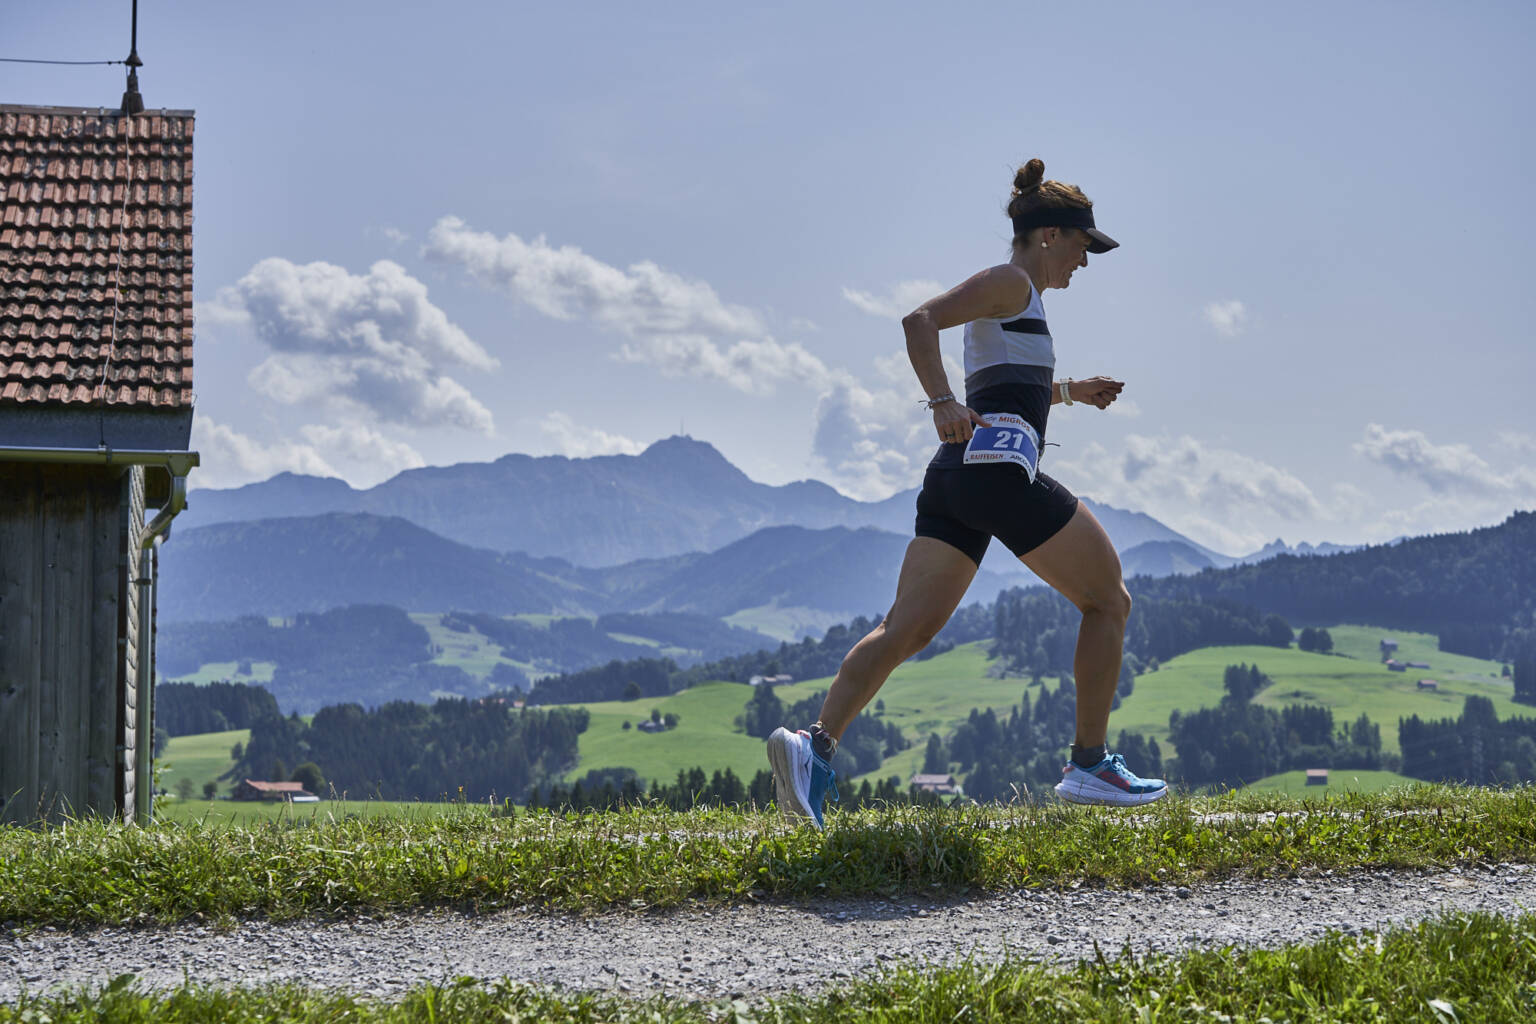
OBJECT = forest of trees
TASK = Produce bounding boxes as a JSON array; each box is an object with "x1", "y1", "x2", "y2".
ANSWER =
[
  {"x1": 157, "y1": 680, "x2": 279, "y2": 737},
  {"x1": 1399, "y1": 696, "x2": 1536, "y2": 785},
  {"x1": 989, "y1": 588, "x2": 1292, "y2": 678},
  {"x1": 1165, "y1": 665, "x2": 1388, "y2": 788},
  {"x1": 527, "y1": 601, "x2": 1000, "y2": 706},
  {"x1": 1140, "y1": 511, "x2": 1536, "y2": 664},
  {"x1": 912, "y1": 674, "x2": 1159, "y2": 801},
  {"x1": 231, "y1": 698, "x2": 588, "y2": 802},
  {"x1": 159, "y1": 605, "x2": 481, "y2": 714}
]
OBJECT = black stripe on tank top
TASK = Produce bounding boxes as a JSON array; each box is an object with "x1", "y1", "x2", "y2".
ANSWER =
[{"x1": 1000, "y1": 317, "x2": 1050, "y2": 335}]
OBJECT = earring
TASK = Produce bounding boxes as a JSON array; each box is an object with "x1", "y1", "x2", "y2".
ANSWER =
[{"x1": 1041, "y1": 242, "x2": 1049, "y2": 249}]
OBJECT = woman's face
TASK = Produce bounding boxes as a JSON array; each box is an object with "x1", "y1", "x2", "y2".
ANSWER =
[{"x1": 1044, "y1": 228, "x2": 1093, "y2": 289}]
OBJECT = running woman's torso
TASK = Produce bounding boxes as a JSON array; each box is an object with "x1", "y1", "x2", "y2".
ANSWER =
[{"x1": 929, "y1": 279, "x2": 1054, "y2": 469}]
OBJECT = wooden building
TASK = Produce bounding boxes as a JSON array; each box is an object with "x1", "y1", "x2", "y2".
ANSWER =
[
  {"x1": 1, "y1": 104, "x2": 198, "y2": 825},
  {"x1": 233, "y1": 780, "x2": 318, "y2": 803}
]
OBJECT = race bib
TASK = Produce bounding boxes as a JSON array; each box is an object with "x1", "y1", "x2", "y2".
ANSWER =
[{"x1": 962, "y1": 412, "x2": 1040, "y2": 482}]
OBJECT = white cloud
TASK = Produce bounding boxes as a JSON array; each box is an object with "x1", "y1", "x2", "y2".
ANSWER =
[
  {"x1": 843, "y1": 279, "x2": 944, "y2": 320},
  {"x1": 1053, "y1": 434, "x2": 1323, "y2": 553},
  {"x1": 425, "y1": 215, "x2": 823, "y2": 395},
  {"x1": 189, "y1": 418, "x2": 429, "y2": 490},
  {"x1": 1496, "y1": 430, "x2": 1536, "y2": 458},
  {"x1": 381, "y1": 226, "x2": 410, "y2": 246},
  {"x1": 298, "y1": 423, "x2": 426, "y2": 477},
  {"x1": 811, "y1": 379, "x2": 932, "y2": 501},
  {"x1": 616, "y1": 335, "x2": 829, "y2": 394},
  {"x1": 222, "y1": 258, "x2": 496, "y2": 434},
  {"x1": 1354, "y1": 423, "x2": 1536, "y2": 496},
  {"x1": 1202, "y1": 299, "x2": 1248, "y2": 337},
  {"x1": 540, "y1": 412, "x2": 644, "y2": 458},
  {"x1": 424, "y1": 216, "x2": 763, "y2": 338},
  {"x1": 189, "y1": 417, "x2": 338, "y2": 489}
]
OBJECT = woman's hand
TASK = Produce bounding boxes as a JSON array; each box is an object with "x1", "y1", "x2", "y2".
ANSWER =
[
  {"x1": 933, "y1": 401, "x2": 990, "y2": 444},
  {"x1": 1070, "y1": 376, "x2": 1125, "y2": 410}
]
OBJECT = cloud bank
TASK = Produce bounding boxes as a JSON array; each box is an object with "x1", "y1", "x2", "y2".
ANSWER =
[{"x1": 217, "y1": 257, "x2": 497, "y2": 434}]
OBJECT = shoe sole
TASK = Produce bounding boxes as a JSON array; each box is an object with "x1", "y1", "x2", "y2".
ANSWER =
[
  {"x1": 1055, "y1": 775, "x2": 1168, "y2": 807},
  {"x1": 766, "y1": 728, "x2": 816, "y2": 822}
]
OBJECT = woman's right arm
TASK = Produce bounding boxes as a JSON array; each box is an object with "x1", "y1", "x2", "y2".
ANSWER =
[{"x1": 903, "y1": 265, "x2": 1033, "y2": 443}]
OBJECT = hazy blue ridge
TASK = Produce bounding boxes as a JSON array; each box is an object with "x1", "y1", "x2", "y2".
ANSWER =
[
  {"x1": 179, "y1": 436, "x2": 1236, "y2": 568},
  {"x1": 157, "y1": 515, "x2": 1022, "y2": 625}
]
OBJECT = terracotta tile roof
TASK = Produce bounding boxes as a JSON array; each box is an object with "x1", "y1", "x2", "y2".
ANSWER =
[
  {"x1": 241, "y1": 780, "x2": 311, "y2": 794},
  {"x1": 0, "y1": 104, "x2": 194, "y2": 409}
]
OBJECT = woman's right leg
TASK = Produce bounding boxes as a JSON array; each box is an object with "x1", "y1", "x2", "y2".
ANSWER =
[{"x1": 815, "y1": 536, "x2": 978, "y2": 739}]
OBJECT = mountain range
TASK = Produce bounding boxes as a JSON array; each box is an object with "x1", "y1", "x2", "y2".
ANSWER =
[
  {"x1": 162, "y1": 437, "x2": 1356, "y2": 626},
  {"x1": 183, "y1": 435, "x2": 1344, "y2": 565}
]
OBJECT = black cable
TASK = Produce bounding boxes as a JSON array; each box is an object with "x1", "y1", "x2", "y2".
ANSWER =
[{"x1": 0, "y1": 57, "x2": 124, "y2": 65}]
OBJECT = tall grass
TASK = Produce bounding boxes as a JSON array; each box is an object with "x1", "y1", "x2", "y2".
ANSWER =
[{"x1": 2, "y1": 786, "x2": 1533, "y2": 927}]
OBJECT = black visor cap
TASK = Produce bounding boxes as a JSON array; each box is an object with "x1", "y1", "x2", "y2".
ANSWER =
[{"x1": 1011, "y1": 206, "x2": 1119, "y2": 254}]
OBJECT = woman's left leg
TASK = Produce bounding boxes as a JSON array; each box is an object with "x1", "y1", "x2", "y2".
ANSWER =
[{"x1": 1018, "y1": 502, "x2": 1131, "y2": 748}]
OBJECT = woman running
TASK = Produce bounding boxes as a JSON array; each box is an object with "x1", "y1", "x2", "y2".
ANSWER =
[{"x1": 767, "y1": 158, "x2": 1166, "y2": 826}]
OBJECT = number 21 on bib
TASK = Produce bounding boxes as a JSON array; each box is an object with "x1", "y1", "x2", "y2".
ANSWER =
[{"x1": 962, "y1": 412, "x2": 1041, "y2": 482}]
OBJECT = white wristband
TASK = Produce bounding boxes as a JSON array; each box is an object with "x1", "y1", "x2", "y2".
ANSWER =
[{"x1": 1059, "y1": 380, "x2": 1074, "y2": 406}]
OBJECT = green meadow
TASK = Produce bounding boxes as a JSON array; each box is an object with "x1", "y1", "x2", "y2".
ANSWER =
[
  {"x1": 410, "y1": 612, "x2": 533, "y2": 681},
  {"x1": 1327, "y1": 623, "x2": 1510, "y2": 682},
  {"x1": 164, "y1": 660, "x2": 277, "y2": 685},
  {"x1": 152, "y1": 796, "x2": 481, "y2": 826},
  {"x1": 1244, "y1": 768, "x2": 1420, "y2": 797},
  {"x1": 1106, "y1": 641, "x2": 1516, "y2": 756},
  {"x1": 160, "y1": 728, "x2": 250, "y2": 798}
]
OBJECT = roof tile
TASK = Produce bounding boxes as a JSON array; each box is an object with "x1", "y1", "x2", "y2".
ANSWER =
[{"x1": 1, "y1": 104, "x2": 194, "y2": 409}]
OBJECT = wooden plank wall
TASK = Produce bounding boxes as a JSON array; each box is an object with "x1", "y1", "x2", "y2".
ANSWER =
[{"x1": 0, "y1": 463, "x2": 135, "y2": 824}]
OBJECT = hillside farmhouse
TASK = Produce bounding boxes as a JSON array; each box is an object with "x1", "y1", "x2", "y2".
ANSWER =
[
  {"x1": 233, "y1": 780, "x2": 318, "y2": 803},
  {"x1": 1, "y1": 102, "x2": 198, "y2": 825},
  {"x1": 909, "y1": 772, "x2": 962, "y2": 797}
]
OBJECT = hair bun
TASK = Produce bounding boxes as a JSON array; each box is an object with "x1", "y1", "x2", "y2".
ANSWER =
[{"x1": 1012, "y1": 158, "x2": 1045, "y2": 196}]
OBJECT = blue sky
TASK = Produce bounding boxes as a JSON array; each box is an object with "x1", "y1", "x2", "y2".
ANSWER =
[{"x1": 6, "y1": 1, "x2": 1533, "y2": 554}]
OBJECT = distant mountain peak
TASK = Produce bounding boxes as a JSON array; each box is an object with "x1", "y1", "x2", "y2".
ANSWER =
[
  {"x1": 642, "y1": 434, "x2": 724, "y2": 457},
  {"x1": 638, "y1": 435, "x2": 748, "y2": 478}
]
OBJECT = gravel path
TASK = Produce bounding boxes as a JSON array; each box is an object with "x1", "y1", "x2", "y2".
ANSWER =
[{"x1": 4, "y1": 863, "x2": 1534, "y2": 1003}]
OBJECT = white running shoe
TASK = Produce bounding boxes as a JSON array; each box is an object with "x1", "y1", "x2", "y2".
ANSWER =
[
  {"x1": 766, "y1": 726, "x2": 838, "y2": 827},
  {"x1": 1055, "y1": 753, "x2": 1168, "y2": 807}
]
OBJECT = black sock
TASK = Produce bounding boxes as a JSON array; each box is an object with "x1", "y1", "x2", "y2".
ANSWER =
[
  {"x1": 1071, "y1": 743, "x2": 1107, "y2": 769},
  {"x1": 809, "y1": 723, "x2": 837, "y2": 761}
]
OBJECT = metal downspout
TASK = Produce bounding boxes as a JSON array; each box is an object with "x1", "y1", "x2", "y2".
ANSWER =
[{"x1": 134, "y1": 473, "x2": 187, "y2": 825}]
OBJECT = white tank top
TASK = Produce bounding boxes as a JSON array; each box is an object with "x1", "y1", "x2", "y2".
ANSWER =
[{"x1": 961, "y1": 282, "x2": 1053, "y2": 393}]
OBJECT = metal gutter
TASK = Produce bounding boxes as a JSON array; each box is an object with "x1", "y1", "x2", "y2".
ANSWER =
[
  {"x1": 0, "y1": 446, "x2": 199, "y2": 477},
  {"x1": 134, "y1": 470, "x2": 188, "y2": 825}
]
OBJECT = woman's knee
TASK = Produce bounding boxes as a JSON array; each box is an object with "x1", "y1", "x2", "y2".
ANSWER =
[
  {"x1": 853, "y1": 614, "x2": 941, "y2": 666},
  {"x1": 1080, "y1": 581, "x2": 1131, "y2": 624}
]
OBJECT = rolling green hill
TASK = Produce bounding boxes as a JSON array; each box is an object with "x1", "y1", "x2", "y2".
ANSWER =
[
  {"x1": 160, "y1": 728, "x2": 250, "y2": 799},
  {"x1": 557, "y1": 626, "x2": 1515, "y2": 786},
  {"x1": 1244, "y1": 768, "x2": 1419, "y2": 797},
  {"x1": 164, "y1": 625, "x2": 1516, "y2": 798}
]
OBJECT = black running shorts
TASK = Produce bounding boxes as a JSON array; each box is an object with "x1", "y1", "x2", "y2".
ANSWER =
[{"x1": 914, "y1": 464, "x2": 1079, "y2": 566}]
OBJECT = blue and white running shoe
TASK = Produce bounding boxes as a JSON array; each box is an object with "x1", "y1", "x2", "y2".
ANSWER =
[
  {"x1": 1055, "y1": 752, "x2": 1168, "y2": 807},
  {"x1": 766, "y1": 727, "x2": 839, "y2": 828}
]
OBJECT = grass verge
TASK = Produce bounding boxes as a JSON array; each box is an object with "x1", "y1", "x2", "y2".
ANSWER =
[
  {"x1": 3, "y1": 786, "x2": 1535, "y2": 928},
  {"x1": 5, "y1": 912, "x2": 1535, "y2": 1022}
]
